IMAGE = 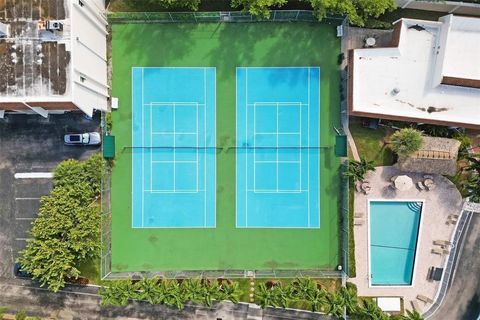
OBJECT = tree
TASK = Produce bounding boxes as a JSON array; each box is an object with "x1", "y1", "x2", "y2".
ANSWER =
[
  {"x1": 15, "y1": 311, "x2": 27, "y2": 320},
  {"x1": 256, "y1": 283, "x2": 278, "y2": 309},
  {"x1": 289, "y1": 277, "x2": 316, "y2": 300},
  {"x1": 182, "y1": 278, "x2": 205, "y2": 305},
  {"x1": 403, "y1": 309, "x2": 424, "y2": 320},
  {"x1": 217, "y1": 280, "x2": 242, "y2": 304},
  {"x1": 308, "y1": 0, "x2": 396, "y2": 27},
  {"x1": 17, "y1": 238, "x2": 80, "y2": 292},
  {"x1": 18, "y1": 154, "x2": 104, "y2": 292},
  {"x1": 140, "y1": 0, "x2": 201, "y2": 10},
  {"x1": 136, "y1": 277, "x2": 165, "y2": 304},
  {"x1": 99, "y1": 279, "x2": 137, "y2": 306},
  {"x1": 389, "y1": 128, "x2": 423, "y2": 157},
  {"x1": 306, "y1": 287, "x2": 328, "y2": 312},
  {"x1": 163, "y1": 280, "x2": 186, "y2": 310},
  {"x1": 465, "y1": 155, "x2": 480, "y2": 174},
  {"x1": 345, "y1": 157, "x2": 376, "y2": 183},
  {"x1": 271, "y1": 282, "x2": 290, "y2": 308},
  {"x1": 324, "y1": 291, "x2": 345, "y2": 317},
  {"x1": 231, "y1": 0, "x2": 287, "y2": 18},
  {"x1": 340, "y1": 284, "x2": 359, "y2": 315},
  {"x1": 466, "y1": 175, "x2": 480, "y2": 203},
  {"x1": 357, "y1": 299, "x2": 388, "y2": 320},
  {"x1": 200, "y1": 279, "x2": 220, "y2": 307}
]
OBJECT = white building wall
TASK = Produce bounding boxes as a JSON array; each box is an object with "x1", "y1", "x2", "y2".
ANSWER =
[{"x1": 70, "y1": 0, "x2": 108, "y2": 115}]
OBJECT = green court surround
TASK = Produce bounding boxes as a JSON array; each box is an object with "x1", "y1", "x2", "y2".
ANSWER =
[{"x1": 111, "y1": 22, "x2": 342, "y2": 272}]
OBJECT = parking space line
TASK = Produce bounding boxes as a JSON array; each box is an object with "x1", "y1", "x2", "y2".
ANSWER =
[
  {"x1": 15, "y1": 217, "x2": 35, "y2": 221},
  {"x1": 15, "y1": 238, "x2": 33, "y2": 241},
  {"x1": 14, "y1": 172, "x2": 53, "y2": 179},
  {"x1": 15, "y1": 197, "x2": 40, "y2": 200}
]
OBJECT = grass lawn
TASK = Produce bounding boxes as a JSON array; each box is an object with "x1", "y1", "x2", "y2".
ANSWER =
[
  {"x1": 349, "y1": 121, "x2": 394, "y2": 166},
  {"x1": 77, "y1": 256, "x2": 102, "y2": 285},
  {"x1": 110, "y1": 22, "x2": 342, "y2": 273}
]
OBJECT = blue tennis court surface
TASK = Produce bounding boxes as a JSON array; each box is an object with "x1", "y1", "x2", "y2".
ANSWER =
[
  {"x1": 236, "y1": 67, "x2": 321, "y2": 228},
  {"x1": 132, "y1": 67, "x2": 216, "y2": 228}
]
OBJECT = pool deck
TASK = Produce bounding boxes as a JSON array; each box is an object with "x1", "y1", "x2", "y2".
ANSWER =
[{"x1": 350, "y1": 166, "x2": 463, "y2": 313}]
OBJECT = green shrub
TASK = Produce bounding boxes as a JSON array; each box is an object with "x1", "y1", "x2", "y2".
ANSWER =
[
  {"x1": 18, "y1": 154, "x2": 104, "y2": 292},
  {"x1": 389, "y1": 128, "x2": 423, "y2": 156},
  {"x1": 15, "y1": 310, "x2": 27, "y2": 320}
]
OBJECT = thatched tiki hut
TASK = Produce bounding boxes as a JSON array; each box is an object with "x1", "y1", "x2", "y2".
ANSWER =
[{"x1": 395, "y1": 136, "x2": 461, "y2": 176}]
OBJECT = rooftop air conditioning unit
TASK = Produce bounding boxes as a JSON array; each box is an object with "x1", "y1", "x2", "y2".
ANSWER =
[{"x1": 46, "y1": 20, "x2": 63, "y2": 32}]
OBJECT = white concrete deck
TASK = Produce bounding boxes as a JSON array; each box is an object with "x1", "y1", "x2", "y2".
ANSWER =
[{"x1": 350, "y1": 166, "x2": 463, "y2": 313}]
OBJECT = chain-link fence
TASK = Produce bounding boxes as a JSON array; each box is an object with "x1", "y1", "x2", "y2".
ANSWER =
[
  {"x1": 101, "y1": 12, "x2": 349, "y2": 280},
  {"x1": 101, "y1": 112, "x2": 113, "y2": 279},
  {"x1": 108, "y1": 10, "x2": 346, "y2": 26}
]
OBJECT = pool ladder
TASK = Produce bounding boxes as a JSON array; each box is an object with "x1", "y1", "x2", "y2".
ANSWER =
[{"x1": 407, "y1": 201, "x2": 422, "y2": 212}]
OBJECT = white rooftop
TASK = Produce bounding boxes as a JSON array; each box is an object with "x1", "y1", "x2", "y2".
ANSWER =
[{"x1": 351, "y1": 15, "x2": 480, "y2": 128}]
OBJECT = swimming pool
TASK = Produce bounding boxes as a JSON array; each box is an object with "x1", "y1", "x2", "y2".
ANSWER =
[{"x1": 369, "y1": 200, "x2": 423, "y2": 286}]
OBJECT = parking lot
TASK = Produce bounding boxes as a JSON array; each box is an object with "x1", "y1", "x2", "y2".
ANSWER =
[{"x1": 0, "y1": 112, "x2": 100, "y2": 278}]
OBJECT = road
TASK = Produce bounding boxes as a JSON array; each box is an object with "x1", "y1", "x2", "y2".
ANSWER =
[{"x1": 430, "y1": 213, "x2": 480, "y2": 320}]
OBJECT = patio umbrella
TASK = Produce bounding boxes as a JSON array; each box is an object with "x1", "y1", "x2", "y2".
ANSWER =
[{"x1": 394, "y1": 175, "x2": 413, "y2": 191}]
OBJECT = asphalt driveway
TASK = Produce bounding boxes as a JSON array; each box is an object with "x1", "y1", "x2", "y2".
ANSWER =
[{"x1": 0, "y1": 112, "x2": 100, "y2": 279}]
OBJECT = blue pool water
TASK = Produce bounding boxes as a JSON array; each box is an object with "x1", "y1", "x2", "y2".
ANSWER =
[{"x1": 369, "y1": 201, "x2": 422, "y2": 286}]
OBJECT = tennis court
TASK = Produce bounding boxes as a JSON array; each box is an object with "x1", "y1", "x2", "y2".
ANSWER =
[
  {"x1": 131, "y1": 67, "x2": 216, "y2": 228},
  {"x1": 236, "y1": 67, "x2": 320, "y2": 228}
]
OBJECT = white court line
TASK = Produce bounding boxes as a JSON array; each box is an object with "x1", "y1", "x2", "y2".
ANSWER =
[
  {"x1": 254, "y1": 160, "x2": 300, "y2": 164},
  {"x1": 203, "y1": 68, "x2": 207, "y2": 226},
  {"x1": 152, "y1": 160, "x2": 197, "y2": 164},
  {"x1": 245, "y1": 68, "x2": 249, "y2": 227},
  {"x1": 276, "y1": 102, "x2": 279, "y2": 192},
  {"x1": 251, "y1": 102, "x2": 305, "y2": 106},
  {"x1": 152, "y1": 132, "x2": 197, "y2": 135},
  {"x1": 307, "y1": 67, "x2": 311, "y2": 228},
  {"x1": 15, "y1": 217, "x2": 35, "y2": 221},
  {"x1": 147, "y1": 102, "x2": 203, "y2": 106},
  {"x1": 15, "y1": 197, "x2": 40, "y2": 200},
  {"x1": 142, "y1": 68, "x2": 145, "y2": 227},
  {"x1": 255, "y1": 132, "x2": 300, "y2": 135}
]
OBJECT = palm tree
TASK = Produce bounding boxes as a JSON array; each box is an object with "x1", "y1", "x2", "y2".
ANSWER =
[
  {"x1": 389, "y1": 128, "x2": 423, "y2": 156},
  {"x1": 324, "y1": 291, "x2": 345, "y2": 317},
  {"x1": 340, "y1": 285, "x2": 359, "y2": 315},
  {"x1": 163, "y1": 280, "x2": 185, "y2": 310},
  {"x1": 271, "y1": 282, "x2": 290, "y2": 308},
  {"x1": 201, "y1": 279, "x2": 220, "y2": 307},
  {"x1": 181, "y1": 278, "x2": 204, "y2": 305},
  {"x1": 306, "y1": 288, "x2": 328, "y2": 312},
  {"x1": 289, "y1": 277, "x2": 316, "y2": 300},
  {"x1": 403, "y1": 309, "x2": 424, "y2": 320},
  {"x1": 255, "y1": 283, "x2": 278, "y2": 309},
  {"x1": 465, "y1": 155, "x2": 480, "y2": 174},
  {"x1": 466, "y1": 175, "x2": 480, "y2": 203},
  {"x1": 345, "y1": 157, "x2": 376, "y2": 183},
  {"x1": 358, "y1": 299, "x2": 388, "y2": 320},
  {"x1": 135, "y1": 277, "x2": 166, "y2": 305},
  {"x1": 99, "y1": 279, "x2": 137, "y2": 306},
  {"x1": 217, "y1": 280, "x2": 242, "y2": 304}
]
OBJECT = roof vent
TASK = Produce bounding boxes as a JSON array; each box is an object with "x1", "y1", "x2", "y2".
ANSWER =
[
  {"x1": 0, "y1": 22, "x2": 9, "y2": 38},
  {"x1": 46, "y1": 20, "x2": 63, "y2": 32},
  {"x1": 391, "y1": 88, "x2": 400, "y2": 96}
]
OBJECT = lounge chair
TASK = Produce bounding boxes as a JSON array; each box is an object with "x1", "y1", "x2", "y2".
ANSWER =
[
  {"x1": 433, "y1": 240, "x2": 451, "y2": 246},
  {"x1": 355, "y1": 182, "x2": 363, "y2": 193},
  {"x1": 417, "y1": 181, "x2": 426, "y2": 191},
  {"x1": 417, "y1": 294, "x2": 433, "y2": 304},
  {"x1": 446, "y1": 219, "x2": 457, "y2": 226},
  {"x1": 411, "y1": 300, "x2": 422, "y2": 312},
  {"x1": 448, "y1": 214, "x2": 459, "y2": 220},
  {"x1": 355, "y1": 212, "x2": 364, "y2": 218},
  {"x1": 354, "y1": 219, "x2": 364, "y2": 226},
  {"x1": 431, "y1": 248, "x2": 449, "y2": 255}
]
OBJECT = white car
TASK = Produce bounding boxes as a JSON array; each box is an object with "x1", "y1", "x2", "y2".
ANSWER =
[{"x1": 64, "y1": 132, "x2": 101, "y2": 146}]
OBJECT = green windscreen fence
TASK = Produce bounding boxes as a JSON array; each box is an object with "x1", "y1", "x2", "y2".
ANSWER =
[
  {"x1": 335, "y1": 135, "x2": 347, "y2": 157},
  {"x1": 103, "y1": 135, "x2": 115, "y2": 159}
]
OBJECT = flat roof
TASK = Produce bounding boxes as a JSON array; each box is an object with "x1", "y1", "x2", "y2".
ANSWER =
[
  {"x1": 0, "y1": 0, "x2": 71, "y2": 100},
  {"x1": 351, "y1": 16, "x2": 480, "y2": 128},
  {"x1": 441, "y1": 15, "x2": 480, "y2": 81}
]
